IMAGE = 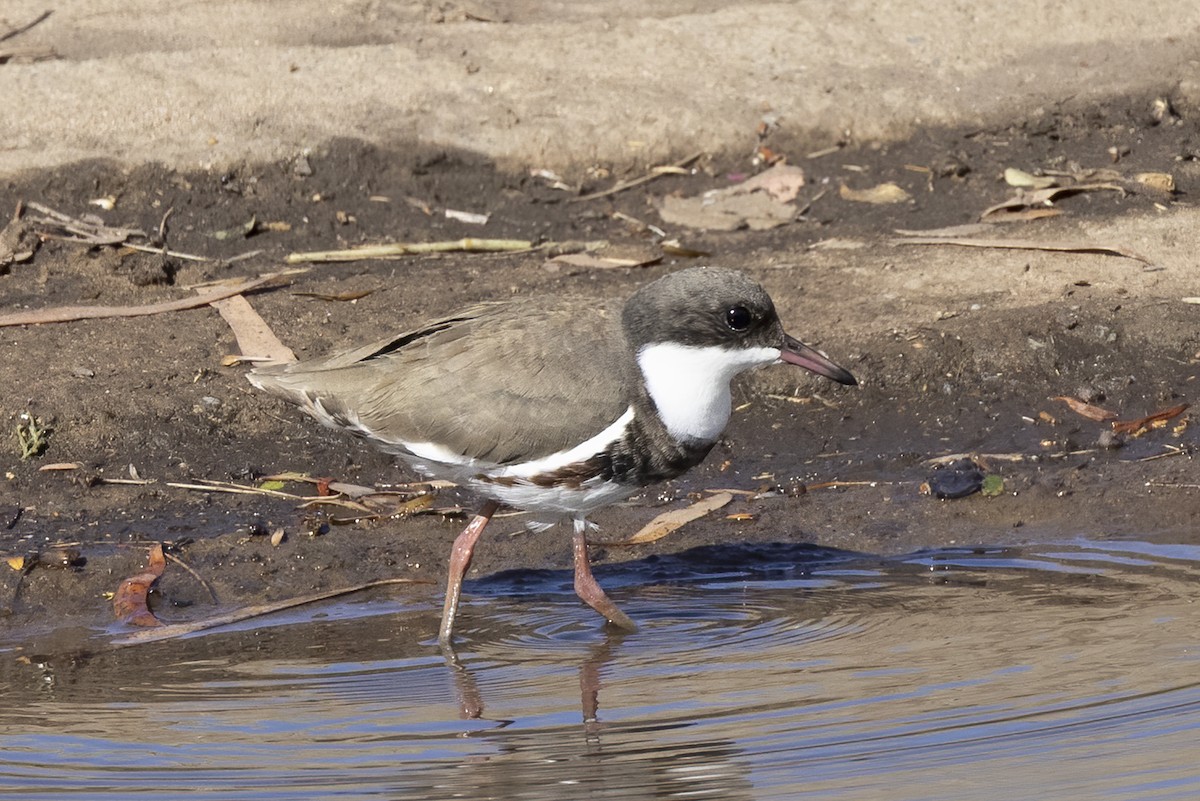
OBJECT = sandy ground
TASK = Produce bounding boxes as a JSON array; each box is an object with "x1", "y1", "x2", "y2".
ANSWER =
[{"x1": 0, "y1": 1, "x2": 1198, "y2": 647}]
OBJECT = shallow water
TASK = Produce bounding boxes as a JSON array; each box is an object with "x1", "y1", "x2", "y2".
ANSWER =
[{"x1": 3, "y1": 538, "x2": 1199, "y2": 800}]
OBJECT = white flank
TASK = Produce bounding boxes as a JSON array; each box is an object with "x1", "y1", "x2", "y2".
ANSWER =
[
  {"x1": 395, "y1": 406, "x2": 638, "y2": 515},
  {"x1": 637, "y1": 341, "x2": 781, "y2": 443},
  {"x1": 505, "y1": 406, "x2": 635, "y2": 478}
]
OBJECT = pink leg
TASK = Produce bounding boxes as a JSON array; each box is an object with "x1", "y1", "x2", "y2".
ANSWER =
[
  {"x1": 572, "y1": 520, "x2": 637, "y2": 632},
  {"x1": 439, "y1": 500, "x2": 500, "y2": 646}
]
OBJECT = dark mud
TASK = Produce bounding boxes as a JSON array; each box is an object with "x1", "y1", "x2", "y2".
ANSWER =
[{"x1": 1, "y1": 97, "x2": 1198, "y2": 650}]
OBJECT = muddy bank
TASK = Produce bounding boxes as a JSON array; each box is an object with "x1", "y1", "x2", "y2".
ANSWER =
[{"x1": 1, "y1": 96, "x2": 1199, "y2": 647}]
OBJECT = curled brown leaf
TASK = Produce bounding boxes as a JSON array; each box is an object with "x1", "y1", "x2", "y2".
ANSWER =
[
  {"x1": 1051, "y1": 396, "x2": 1118, "y2": 422},
  {"x1": 113, "y1": 543, "x2": 166, "y2": 627}
]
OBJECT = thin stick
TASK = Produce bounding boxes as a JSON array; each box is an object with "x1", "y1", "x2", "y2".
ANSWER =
[
  {"x1": 925, "y1": 450, "x2": 1096, "y2": 465},
  {"x1": 1136, "y1": 446, "x2": 1188, "y2": 463},
  {"x1": 893, "y1": 236, "x2": 1152, "y2": 266},
  {"x1": 120, "y1": 241, "x2": 212, "y2": 262},
  {"x1": 0, "y1": 274, "x2": 278, "y2": 327},
  {"x1": 109, "y1": 577, "x2": 432, "y2": 647},
  {"x1": 163, "y1": 552, "x2": 219, "y2": 604},
  {"x1": 164, "y1": 480, "x2": 310, "y2": 500},
  {"x1": 805, "y1": 480, "x2": 888, "y2": 490},
  {"x1": 286, "y1": 238, "x2": 533, "y2": 264},
  {"x1": 157, "y1": 206, "x2": 174, "y2": 244},
  {"x1": 570, "y1": 151, "x2": 705, "y2": 203},
  {"x1": 0, "y1": 10, "x2": 52, "y2": 44}
]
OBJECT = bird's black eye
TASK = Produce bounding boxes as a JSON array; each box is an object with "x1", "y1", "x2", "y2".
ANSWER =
[{"x1": 725, "y1": 306, "x2": 753, "y2": 332}]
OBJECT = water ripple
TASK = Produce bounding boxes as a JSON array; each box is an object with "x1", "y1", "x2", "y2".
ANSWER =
[{"x1": 1, "y1": 538, "x2": 1199, "y2": 800}]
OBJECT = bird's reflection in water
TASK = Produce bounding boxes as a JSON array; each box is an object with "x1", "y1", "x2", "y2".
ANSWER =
[{"x1": 434, "y1": 631, "x2": 756, "y2": 800}]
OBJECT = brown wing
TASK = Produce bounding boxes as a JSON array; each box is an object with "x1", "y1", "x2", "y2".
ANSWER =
[{"x1": 248, "y1": 298, "x2": 633, "y2": 464}]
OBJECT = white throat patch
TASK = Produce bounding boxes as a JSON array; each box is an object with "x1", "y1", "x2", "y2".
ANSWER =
[{"x1": 637, "y1": 341, "x2": 781, "y2": 443}]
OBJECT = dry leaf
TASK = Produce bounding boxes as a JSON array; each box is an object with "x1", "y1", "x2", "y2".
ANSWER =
[
  {"x1": 6, "y1": 556, "x2": 25, "y2": 571},
  {"x1": 658, "y1": 193, "x2": 794, "y2": 231},
  {"x1": 839, "y1": 182, "x2": 911, "y2": 204},
  {"x1": 210, "y1": 293, "x2": 296, "y2": 364},
  {"x1": 729, "y1": 164, "x2": 807, "y2": 203},
  {"x1": 1051, "y1": 396, "x2": 1118, "y2": 422},
  {"x1": 592, "y1": 492, "x2": 734, "y2": 546},
  {"x1": 547, "y1": 248, "x2": 661, "y2": 270},
  {"x1": 893, "y1": 236, "x2": 1152, "y2": 266},
  {"x1": 980, "y1": 183, "x2": 1125, "y2": 221},
  {"x1": 0, "y1": 274, "x2": 284, "y2": 327},
  {"x1": 808, "y1": 237, "x2": 867, "y2": 250},
  {"x1": 981, "y1": 207, "x2": 1064, "y2": 223},
  {"x1": 113, "y1": 543, "x2": 167, "y2": 627}
]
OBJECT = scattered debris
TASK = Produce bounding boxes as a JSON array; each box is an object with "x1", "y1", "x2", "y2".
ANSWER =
[
  {"x1": 113, "y1": 543, "x2": 166, "y2": 627},
  {"x1": 589, "y1": 492, "x2": 733, "y2": 546}
]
